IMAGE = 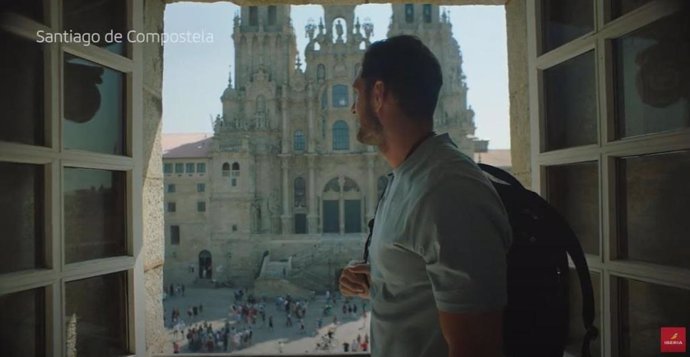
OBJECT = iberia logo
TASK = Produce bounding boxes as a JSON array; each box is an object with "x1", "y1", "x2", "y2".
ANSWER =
[{"x1": 661, "y1": 327, "x2": 686, "y2": 353}]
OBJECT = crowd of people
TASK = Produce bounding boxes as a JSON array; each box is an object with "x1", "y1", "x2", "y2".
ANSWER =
[{"x1": 166, "y1": 287, "x2": 370, "y2": 354}]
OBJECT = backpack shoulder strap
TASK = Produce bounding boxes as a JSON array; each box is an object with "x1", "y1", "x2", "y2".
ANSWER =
[
  {"x1": 541, "y1": 197, "x2": 599, "y2": 357},
  {"x1": 478, "y1": 163, "x2": 524, "y2": 189}
]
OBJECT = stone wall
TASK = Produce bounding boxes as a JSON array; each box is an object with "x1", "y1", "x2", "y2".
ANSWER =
[{"x1": 143, "y1": 0, "x2": 168, "y2": 355}]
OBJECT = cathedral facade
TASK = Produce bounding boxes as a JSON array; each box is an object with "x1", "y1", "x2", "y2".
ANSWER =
[{"x1": 163, "y1": 4, "x2": 479, "y2": 290}]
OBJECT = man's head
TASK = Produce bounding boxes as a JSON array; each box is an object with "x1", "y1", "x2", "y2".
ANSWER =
[{"x1": 352, "y1": 35, "x2": 442, "y2": 145}]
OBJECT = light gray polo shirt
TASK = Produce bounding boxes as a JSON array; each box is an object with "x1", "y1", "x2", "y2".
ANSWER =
[{"x1": 369, "y1": 133, "x2": 512, "y2": 357}]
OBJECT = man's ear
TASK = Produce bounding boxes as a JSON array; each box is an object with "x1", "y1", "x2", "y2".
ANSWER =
[{"x1": 372, "y1": 81, "x2": 385, "y2": 114}]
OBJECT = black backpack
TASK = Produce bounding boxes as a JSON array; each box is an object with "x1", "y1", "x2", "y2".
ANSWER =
[{"x1": 363, "y1": 163, "x2": 598, "y2": 357}]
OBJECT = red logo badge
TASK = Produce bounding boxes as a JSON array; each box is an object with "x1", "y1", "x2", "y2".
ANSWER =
[{"x1": 661, "y1": 327, "x2": 686, "y2": 353}]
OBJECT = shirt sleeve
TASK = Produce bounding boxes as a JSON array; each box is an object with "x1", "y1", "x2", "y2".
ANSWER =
[{"x1": 407, "y1": 172, "x2": 512, "y2": 314}]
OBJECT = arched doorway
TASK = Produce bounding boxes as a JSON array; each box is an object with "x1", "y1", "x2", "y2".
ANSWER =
[{"x1": 198, "y1": 250, "x2": 212, "y2": 279}]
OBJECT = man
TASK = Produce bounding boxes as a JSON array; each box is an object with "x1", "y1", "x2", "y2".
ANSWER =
[{"x1": 339, "y1": 35, "x2": 511, "y2": 357}]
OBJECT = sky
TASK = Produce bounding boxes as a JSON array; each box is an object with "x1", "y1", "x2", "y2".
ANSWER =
[{"x1": 162, "y1": 3, "x2": 510, "y2": 149}]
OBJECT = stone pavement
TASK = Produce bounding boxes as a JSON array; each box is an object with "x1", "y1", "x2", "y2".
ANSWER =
[{"x1": 163, "y1": 287, "x2": 370, "y2": 354}]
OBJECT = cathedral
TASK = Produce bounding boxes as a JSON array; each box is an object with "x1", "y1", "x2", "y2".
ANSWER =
[{"x1": 163, "y1": 4, "x2": 480, "y2": 290}]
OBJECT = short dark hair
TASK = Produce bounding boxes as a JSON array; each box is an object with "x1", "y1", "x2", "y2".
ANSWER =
[{"x1": 360, "y1": 35, "x2": 442, "y2": 121}]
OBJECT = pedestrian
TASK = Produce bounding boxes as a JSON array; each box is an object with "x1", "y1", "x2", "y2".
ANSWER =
[
  {"x1": 339, "y1": 35, "x2": 511, "y2": 357},
  {"x1": 268, "y1": 315, "x2": 273, "y2": 330}
]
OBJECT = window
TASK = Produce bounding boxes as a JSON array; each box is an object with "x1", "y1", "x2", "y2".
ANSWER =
[
  {"x1": 167, "y1": 184, "x2": 175, "y2": 193},
  {"x1": 249, "y1": 6, "x2": 258, "y2": 26},
  {"x1": 529, "y1": 3, "x2": 690, "y2": 356},
  {"x1": 231, "y1": 178, "x2": 237, "y2": 187},
  {"x1": 222, "y1": 162, "x2": 230, "y2": 177},
  {"x1": 423, "y1": 4, "x2": 432, "y2": 23},
  {"x1": 171, "y1": 225, "x2": 180, "y2": 245},
  {"x1": 196, "y1": 162, "x2": 206, "y2": 173},
  {"x1": 293, "y1": 130, "x2": 305, "y2": 151},
  {"x1": 197, "y1": 183, "x2": 205, "y2": 193},
  {"x1": 174, "y1": 163, "x2": 184, "y2": 173},
  {"x1": 405, "y1": 4, "x2": 414, "y2": 23},
  {"x1": 332, "y1": 84, "x2": 349, "y2": 107},
  {"x1": 267, "y1": 6, "x2": 277, "y2": 26},
  {"x1": 317, "y1": 64, "x2": 326, "y2": 83},
  {"x1": 185, "y1": 163, "x2": 194, "y2": 173},
  {"x1": 164, "y1": 163, "x2": 172, "y2": 174},
  {"x1": 0, "y1": 1, "x2": 144, "y2": 354},
  {"x1": 231, "y1": 162, "x2": 240, "y2": 176},
  {"x1": 323, "y1": 200, "x2": 339, "y2": 233},
  {"x1": 332, "y1": 120, "x2": 350, "y2": 150},
  {"x1": 167, "y1": 202, "x2": 176, "y2": 213},
  {"x1": 197, "y1": 201, "x2": 206, "y2": 212},
  {"x1": 232, "y1": 224, "x2": 238, "y2": 232},
  {"x1": 294, "y1": 177, "x2": 306, "y2": 207}
]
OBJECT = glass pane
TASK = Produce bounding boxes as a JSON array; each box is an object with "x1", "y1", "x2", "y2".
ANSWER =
[
  {"x1": 0, "y1": 288, "x2": 45, "y2": 357},
  {"x1": 613, "y1": 7, "x2": 690, "y2": 138},
  {"x1": 0, "y1": 31, "x2": 45, "y2": 146},
  {"x1": 344, "y1": 199, "x2": 362, "y2": 233},
  {"x1": 609, "y1": 0, "x2": 654, "y2": 20},
  {"x1": 541, "y1": 0, "x2": 594, "y2": 53},
  {"x1": 546, "y1": 162, "x2": 600, "y2": 255},
  {"x1": 63, "y1": 0, "x2": 127, "y2": 55},
  {"x1": 65, "y1": 272, "x2": 129, "y2": 356},
  {"x1": 64, "y1": 168, "x2": 127, "y2": 263},
  {"x1": 0, "y1": 162, "x2": 44, "y2": 274},
  {"x1": 0, "y1": 0, "x2": 44, "y2": 23},
  {"x1": 616, "y1": 277, "x2": 690, "y2": 357},
  {"x1": 63, "y1": 54, "x2": 125, "y2": 155},
  {"x1": 618, "y1": 150, "x2": 690, "y2": 269},
  {"x1": 544, "y1": 51, "x2": 597, "y2": 151},
  {"x1": 565, "y1": 271, "x2": 601, "y2": 357},
  {"x1": 323, "y1": 200, "x2": 339, "y2": 233}
]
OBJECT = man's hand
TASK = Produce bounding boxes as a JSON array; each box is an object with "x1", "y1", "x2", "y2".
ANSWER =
[{"x1": 339, "y1": 261, "x2": 371, "y2": 299}]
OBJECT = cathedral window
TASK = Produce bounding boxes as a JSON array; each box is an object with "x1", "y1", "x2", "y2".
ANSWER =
[
  {"x1": 317, "y1": 64, "x2": 326, "y2": 83},
  {"x1": 249, "y1": 6, "x2": 258, "y2": 26},
  {"x1": 231, "y1": 162, "x2": 240, "y2": 176},
  {"x1": 405, "y1": 4, "x2": 414, "y2": 23},
  {"x1": 294, "y1": 177, "x2": 306, "y2": 207},
  {"x1": 332, "y1": 121, "x2": 350, "y2": 151},
  {"x1": 423, "y1": 4, "x2": 432, "y2": 23},
  {"x1": 332, "y1": 84, "x2": 349, "y2": 107},
  {"x1": 293, "y1": 130, "x2": 305, "y2": 151},
  {"x1": 222, "y1": 162, "x2": 230, "y2": 177},
  {"x1": 267, "y1": 6, "x2": 277, "y2": 26}
]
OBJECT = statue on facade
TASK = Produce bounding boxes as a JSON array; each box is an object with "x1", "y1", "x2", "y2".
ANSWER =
[
  {"x1": 305, "y1": 19, "x2": 316, "y2": 40},
  {"x1": 335, "y1": 20, "x2": 344, "y2": 42}
]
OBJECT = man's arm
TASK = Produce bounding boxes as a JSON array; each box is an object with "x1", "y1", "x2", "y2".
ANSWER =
[{"x1": 438, "y1": 309, "x2": 503, "y2": 357}]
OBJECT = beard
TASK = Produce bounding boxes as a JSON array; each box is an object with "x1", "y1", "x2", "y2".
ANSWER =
[{"x1": 356, "y1": 100, "x2": 384, "y2": 146}]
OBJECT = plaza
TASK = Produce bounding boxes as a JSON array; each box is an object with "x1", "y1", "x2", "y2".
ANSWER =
[{"x1": 164, "y1": 287, "x2": 370, "y2": 354}]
